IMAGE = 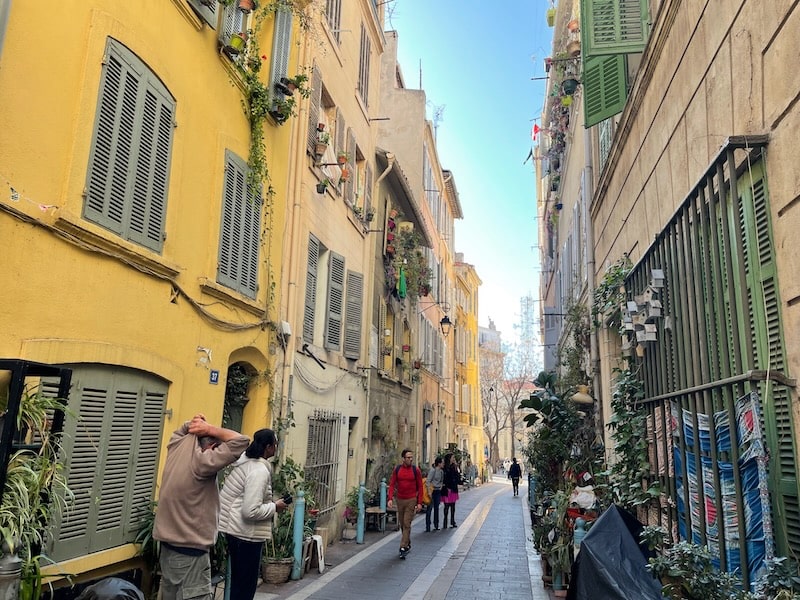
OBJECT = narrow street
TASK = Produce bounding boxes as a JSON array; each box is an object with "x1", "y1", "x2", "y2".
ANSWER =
[{"x1": 255, "y1": 477, "x2": 553, "y2": 600}]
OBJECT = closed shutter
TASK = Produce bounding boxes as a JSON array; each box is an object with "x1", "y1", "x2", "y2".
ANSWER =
[
  {"x1": 307, "y1": 64, "x2": 323, "y2": 155},
  {"x1": 50, "y1": 366, "x2": 166, "y2": 560},
  {"x1": 269, "y1": 7, "x2": 293, "y2": 89},
  {"x1": 583, "y1": 54, "x2": 628, "y2": 128},
  {"x1": 218, "y1": 151, "x2": 261, "y2": 299},
  {"x1": 303, "y1": 235, "x2": 320, "y2": 343},
  {"x1": 364, "y1": 162, "x2": 373, "y2": 215},
  {"x1": 580, "y1": 0, "x2": 648, "y2": 56},
  {"x1": 345, "y1": 129, "x2": 356, "y2": 204},
  {"x1": 335, "y1": 110, "x2": 345, "y2": 160},
  {"x1": 84, "y1": 39, "x2": 174, "y2": 252},
  {"x1": 344, "y1": 271, "x2": 363, "y2": 359},
  {"x1": 188, "y1": 0, "x2": 218, "y2": 28},
  {"x1": 739, "y1": 164, "x2": 800, "y2": 554},
  {"x1": 325, "y1": 252, "x2": 345, "y2": 351}
]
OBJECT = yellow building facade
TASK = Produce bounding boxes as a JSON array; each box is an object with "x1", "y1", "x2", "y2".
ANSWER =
[{"x1": 0, "y1": 0, "x2": 302, "y2": 582}]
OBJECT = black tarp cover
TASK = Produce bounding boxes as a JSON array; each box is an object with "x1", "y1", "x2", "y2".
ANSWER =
[
  {"x1": 76, "y1": 578, "x2": 144, "y2": 600},
  {"x1": 566, "y1": 504, "x2": 663, "y2": 600}
]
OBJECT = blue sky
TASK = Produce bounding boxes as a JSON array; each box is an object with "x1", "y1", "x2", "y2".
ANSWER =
[{"x1": 386, "y1": 0, "x2": 553, "y2": 344}]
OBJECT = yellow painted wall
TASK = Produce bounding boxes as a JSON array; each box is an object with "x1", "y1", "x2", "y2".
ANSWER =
[{"x1": 0, "y1": 0, "x2": 297, "y2": 579}]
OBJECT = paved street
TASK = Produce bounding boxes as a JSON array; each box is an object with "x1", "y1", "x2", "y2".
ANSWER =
[{"x1": 255, "y1": 477, "x2": 553, "y2": 600}]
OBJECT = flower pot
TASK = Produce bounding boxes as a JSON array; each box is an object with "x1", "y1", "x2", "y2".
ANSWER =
[
  {"x1": 226, "y1": 33, "x2": 247, "y2": 55},
  {"x1": 280, "y1": 76, "x2": 298, "y2": 91},
  {"x1": 262, "y1": 558, "x2": 293, "y2": 585},
  {"x1": 402, "y1": 344, "x2": 410, "y2": 352},
  {"x1": 317, "y1": 123, "x2": 325, "y2": 131},
  {"x1": 316, "y1": 182, "x2": 327, "y2": 194},
  {"x1": 555, "y1": 203, "x2": 563, "y2": 210},
  {"x1": 337, "y1": 154, "x2": 348, "y2": 165},
  {"x1": 315, "y1": 141, "x2": 328, "y2": 157},
  {"x1": 562, "y1": 78, "x2": 580, "y2": 95},
  {"x1": 561, "y1": 96, "x2": 573, "y2": 107},
  {"x1": 238, "y1": 0, "x2": 257, "y2": 12},
  {"x1": 567, "y1": 19, "x2": 580, "y2": 32},
  {"x1": 386, "y1": 232, "x2": 395, "y2": 242},
  {"x1": 274, "y1": 81, "x2": 294, "y2": 96},
  {"x1": 546, "y1": 7, "x2": 556, "y2": 27},
  {"x1": 413, "y1": 359, "x2": 422, "y2": 370},
  {"x1": 567, "y1": 40, "x2": 581, "y2": 57},
  {"x1": 388, "y1": 209, "x2": 398, "y2": 219},
  {"x1": 385, "y1": 244, "x2": 395, "y2": 256}
]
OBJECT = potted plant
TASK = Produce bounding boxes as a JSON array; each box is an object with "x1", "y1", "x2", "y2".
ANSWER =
[
  {"x1": 316, "y1": 179, "x2": 331, "y2": 194},
  {"x1": 238, "y1": 0, "x2": 257, "y2": 12},
  {"x1": 337, "y1": 151, "x2": 349, "y2": 165},
  {"x1": 224, "y1": 31, "x2": 248, "y2": 56},
  {"x1": 339, "y1": 167, "x2": 351, "y2": 184},
  {"x1": 262, "y1": 510, "x2": 294, "y2": 584},
  {"x1": 0, "y1": 388, "x2": 72, "y2": 600},
  {"x1": 547, "y1": 6, "x2": 556, "y2": 27},
  {"x1": 269, "y1": 96, "x2": 295, "y2": 125},
  {"x1": 562, "y1": 78, "x2": 580, "y2": 96}
]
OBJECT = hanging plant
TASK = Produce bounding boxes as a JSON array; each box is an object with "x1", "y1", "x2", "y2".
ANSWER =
[{"x1": 591, "y1": 254, "x2": 632, "y2": 330}]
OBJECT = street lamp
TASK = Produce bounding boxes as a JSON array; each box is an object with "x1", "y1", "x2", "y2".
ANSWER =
[{"x1": 439, "y1": 315, "x2": 452, "y2": 337}]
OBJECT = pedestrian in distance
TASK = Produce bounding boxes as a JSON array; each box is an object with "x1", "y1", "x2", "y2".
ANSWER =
[
  {"x1": 153, "y1": 414, "x2": 249, "y2": 600},
  {"x1": 425, "y1": 456, "x2": 444, "y2": 531},
  {"x1": 219, "y1": 428, "x2": 290, "y2": 600},
  {"x1": 508, "y1": 457, "x2": 522, "y2": 496},
  {"x1": 387, "y1": 448, "x2": 423, "y2": 557},
  {"x1": 442, "y1": 453, "x2": 460, "y2": 529}
]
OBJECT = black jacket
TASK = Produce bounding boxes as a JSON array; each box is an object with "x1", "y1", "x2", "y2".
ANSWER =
[
  {"x1": 443, "y1": 465, "x2": 461, "y2": 492},
  {"x1": 508, "y1": 463, "x2": 522, "y2": 478}
]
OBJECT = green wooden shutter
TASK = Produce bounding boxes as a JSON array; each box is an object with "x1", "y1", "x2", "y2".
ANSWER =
[
  {"x1": 50, "y1": 366, "x2": 166, "y2": 560},
  {"x1": 580, "y1": 0, "x2": 648, "y2": 56},
  {"x1": 84, "y1": 39, "x2": 173, "y2": 252},
  {"x1": 344, "y1": 271, "x2": 363, "y2": 359},
  {"x1": 738, "y1": 164, "x2": 800, "y2": 555},
  {"x1": 218, "y1": 151, "x2": 261, "y2": 299},
  {"x1": 269, "y1": 8, "x2": 293, "y2": 90},
  {"x1": 188, "y1": 0, "x2": 218, "y2": 28},
  {"x1": 325, "y1": 252, "x2": 345, "y2": 351},
  {"x1": 307, "y1": 64, "x2": 323, "y2": 155},
  {"x1": 304, "y1": 235, "x2": 320, "y2": 343},
  {"x1": 583, "y1": 54, "x2": 628, "y2": 127}
]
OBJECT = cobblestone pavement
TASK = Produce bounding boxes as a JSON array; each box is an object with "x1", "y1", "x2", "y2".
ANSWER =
[{"x1": 251, "y1": 477, "x2": 555, "y2": 600}]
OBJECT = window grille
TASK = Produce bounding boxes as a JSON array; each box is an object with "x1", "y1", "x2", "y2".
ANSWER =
[{"x1": 305, "y1": 409, "x2": 342, "y2": 514}]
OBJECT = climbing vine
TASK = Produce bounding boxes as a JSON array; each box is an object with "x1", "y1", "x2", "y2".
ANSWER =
[{"x1": 591, "y1": 254, "x2": 632, "y2": 331}]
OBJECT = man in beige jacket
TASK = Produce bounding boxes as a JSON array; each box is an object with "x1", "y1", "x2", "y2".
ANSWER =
[{"x1": 153, "y1": 414, "x2": 248, "y2": 600}]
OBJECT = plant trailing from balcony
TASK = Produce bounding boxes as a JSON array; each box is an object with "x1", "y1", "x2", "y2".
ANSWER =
[
  {"x1": 385, "y1": 227, "x2": 431, "y2": 303},
  {"x1": 591, "y1": 254, "x2": 632, "y2": 331}
]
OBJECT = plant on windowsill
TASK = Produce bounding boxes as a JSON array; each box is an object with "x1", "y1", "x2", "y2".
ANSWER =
[
  {"x1": 339, "y1": 167, "x2": 351, "y2": 184},
  {"x1": 365, "y1": 207, "x2": 375, "y2": 222},
  {"x1": 336, "y1": 150, "x2": 350, "y2": 165},
  {"x1": 316, "y1": 178, "x2": 331, "y2": 194}
]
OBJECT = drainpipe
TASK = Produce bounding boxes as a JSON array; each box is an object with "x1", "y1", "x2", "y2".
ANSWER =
[
  {"x1": 0, "y1": 1, "x2": 11, "y2": 61},
  {"x1": 375, "y1": 152, "x2": 396, "y2": 186},
  {"x1": 583, "y1": 127, "x2": 603, "y2": 448}
]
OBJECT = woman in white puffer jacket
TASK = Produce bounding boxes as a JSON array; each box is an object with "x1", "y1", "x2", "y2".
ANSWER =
[{"x1": 219, "y1": 428, "x2": 289, "y2": 599}]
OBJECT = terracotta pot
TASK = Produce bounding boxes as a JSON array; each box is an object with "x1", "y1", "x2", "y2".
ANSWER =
[
  {"x1": 238, "y1": 0, "x2": 256, "y2": 12},
  {"x1": 567, "y1": 19, "x2": 579, "y2": 32}
]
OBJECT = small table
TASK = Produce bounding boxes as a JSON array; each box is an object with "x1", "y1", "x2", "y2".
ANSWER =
[{"x1": 365, "y1": 506, "x2": 386, "y2": 532}]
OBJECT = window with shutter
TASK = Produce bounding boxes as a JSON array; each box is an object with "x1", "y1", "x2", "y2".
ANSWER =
[
  {"x1": 84, "y1": 38, "x2": 174, "y2": 253},
  {"x1": 47, "y1": 365, "x2": 166, "y2": 561},
  {"x1": 188, "y1": 0, "x2": 218, "y2": 28},
  {"x1": 579, "y1": 0, "x2": 649, "y2": 127},
  {"x1": 583, "y1": 54, "x2": 628, "y2": 128},
  {"x1": 269, "y1": 8, "x2": 293, "y2": 94},
  {"x1": 218, "y1": 2, "x2": 245, "y2": 49},
  {"x1": 217, "y1": 150, "x2": 262, "y2": 299},
  {"x1": 581, "y1": 0, "x2": 648, "y2": 56},
  {"x1": 325, "y1": 0, "x2": 342, "y2": 44},
  {"x1": 303, "y1": 235, "x2": 320, "y2": 343},
  {"x1": 325, "y1": 252, "x2": 345, "y2": 351},
  {"x1": 345, "y1": 129, "x2": 356, "y2": 204},
  {"x1": 344, "y1": 271, "x2": 363, "y2": 359},
  {"x1": 307, "y1": 65, "x2": 323, "y2": 156},
  {"x1": 357, "y1": 23, "x2": 370, "y2": 106},
  {"x1": 364, "y1": 162, "x2": 373, "y2": 216}
]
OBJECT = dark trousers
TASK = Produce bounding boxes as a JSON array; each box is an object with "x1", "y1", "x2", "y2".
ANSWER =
[
  {"x1": 225, "y1": 533, "x2": 264, "y2": 600},
  {"x1": 512, "y1": 477, "x2": 520, "y2": 495},
  {"x1": 425, "y1": 489, "x2": 441, "y2": 529},
  {"x1": 443, "y1": 502, "x2": 456, "y2": 526}
]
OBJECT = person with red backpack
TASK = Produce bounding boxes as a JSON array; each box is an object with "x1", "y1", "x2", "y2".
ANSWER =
[{"x1": 387, "y1": 448, "x2": 423, "y2": 557}]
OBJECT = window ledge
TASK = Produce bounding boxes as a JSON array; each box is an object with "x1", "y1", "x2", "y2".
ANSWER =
[
  {"x1": 198, "y1": 278, "x2": 266, "y2": 318},
  {"x1": 170, "y1": 0, "x2": 205, "y2": 31},
  {"x1": 54, "y1": 214, "x2": 181, "y2": 279}
]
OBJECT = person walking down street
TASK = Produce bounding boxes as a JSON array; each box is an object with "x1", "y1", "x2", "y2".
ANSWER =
[
  {"x1": 219, "y1": 428, "x2": 289, "y2": 600},
  {"x1": 387, "y1": 448, "x2": 423, "y2": 555},
  {"x1": 153, "y1": 414, "x2": 249, "y2": 600},
  {"x1": 425, "y1": 457, "x2": 444, "y2": 532},
  {"x1": 508, "y1": 457, "x2": 522, "y2": 497},
  {"x1": 442, "y1": 453, "x2": 461, "y2": 529}
]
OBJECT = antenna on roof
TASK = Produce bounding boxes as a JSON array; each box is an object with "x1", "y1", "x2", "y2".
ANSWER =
[{"x1": 432, "y1": 104, "x2": 445, "y2": 142}]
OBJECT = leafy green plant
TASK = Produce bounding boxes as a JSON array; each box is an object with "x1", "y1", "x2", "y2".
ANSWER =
[
  {"x1": 592, "y1": 254, "x2": 632, "y2": 331},
  {"x1": 755, "y1": 557, "x2": 800, "y2": 599},
  {"x1": 600, "y1": 363, "x2": 659, "y2": 510},
  {"x1": 0, "y1": 388, "x2": 73, "y2": 600},
  {"x1": 647, "y1": 541, "x2": 754, "y2": 600},
  {"x1": 343, "y1": 485, "x2": 374, "y2": 523}
]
